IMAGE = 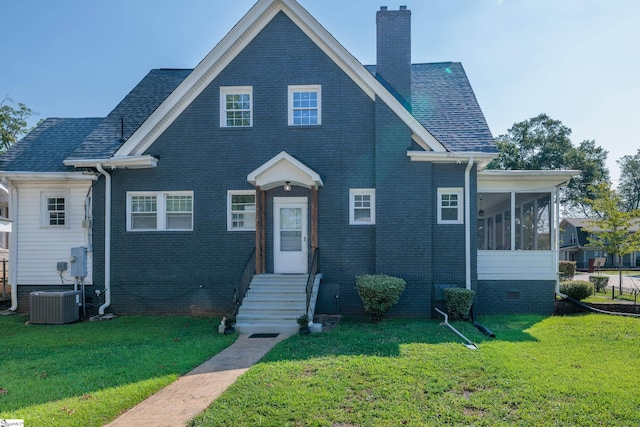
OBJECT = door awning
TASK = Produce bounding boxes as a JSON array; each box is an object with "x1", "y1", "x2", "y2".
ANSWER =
[{"x1": 247, "y1": 151, "x2": 323, "y2": 190}]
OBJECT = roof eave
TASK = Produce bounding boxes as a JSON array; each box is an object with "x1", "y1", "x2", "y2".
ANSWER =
[
  {"x1": 407, "y1": 151, "x2": 496, "y2": 169},
  {"x1": 64, "y1": 155, "x2": 158, "y2": 169},
  {"x1": 0, "y1": 171, "x2": 98, "y2": 182}
]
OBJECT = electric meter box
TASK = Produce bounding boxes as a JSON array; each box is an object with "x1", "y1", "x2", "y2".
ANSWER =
[{"x1": 70, "y1": 247, "x2": 87, "y2": 277}]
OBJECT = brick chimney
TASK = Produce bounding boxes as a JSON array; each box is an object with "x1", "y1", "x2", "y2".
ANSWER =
[{"x1": 376, "y1": 5, "x2": 411, "y2": 104}]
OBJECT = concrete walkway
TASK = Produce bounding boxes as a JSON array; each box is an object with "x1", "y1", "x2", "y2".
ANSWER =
[{"x1": 105, "y1": 333, "x2": 291, "y2": 427}]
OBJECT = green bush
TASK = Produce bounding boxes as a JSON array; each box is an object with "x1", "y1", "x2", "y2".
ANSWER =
[
  {"x1": 589, "y1": 275, "x2": 609, "y2": 292},
  {"x1": 558, "y1": 261, "x2": 576, "y2": 281},
  {"x1": 356, "y1": 274, "x2": 406, "y2": 321},
  {"x1": 444, "y1": 287, "x2": 475, "y2": 320},
  {"x1": 560, "y1": 280, "x2": 594, "y2": 301}
]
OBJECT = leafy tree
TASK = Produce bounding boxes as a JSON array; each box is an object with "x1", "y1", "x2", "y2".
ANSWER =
[
  {"x1": 487, "y1": 114, "x2": 610, "y2": 216},
  {"x1": 617, "y1": 149, "x2": 640, "y2": 212},
  {"x1": 0, "y1": 97, "x2": 35, "y2": 153},
  {"x1": 584, "y1": 182, "x2": 640, "y2": 292}
]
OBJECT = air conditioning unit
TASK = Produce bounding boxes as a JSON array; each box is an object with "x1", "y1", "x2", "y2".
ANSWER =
[{"x1": 30, "y1": 291, "x2": 81, "y2": 324}]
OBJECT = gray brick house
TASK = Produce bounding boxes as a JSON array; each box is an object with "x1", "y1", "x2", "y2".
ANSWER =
[{"x1": 0, "y1": 0, "x2": 576, "y2": 329}]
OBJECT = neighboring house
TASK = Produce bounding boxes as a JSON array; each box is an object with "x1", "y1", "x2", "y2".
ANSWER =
[
  {"x1": 560, "y1": 218, "x2": 640, "y2": 270},
  {"x1": 0, "y1": 0, "x2": 576, "y2": 326}
]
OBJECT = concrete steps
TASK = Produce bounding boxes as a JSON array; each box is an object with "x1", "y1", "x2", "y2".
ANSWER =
[{"x1": 235, "y1": 273, "x2": 321, "y2": 335}]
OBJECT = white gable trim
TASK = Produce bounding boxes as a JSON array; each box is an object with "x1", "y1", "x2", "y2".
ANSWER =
[
  {"x1": 113, "y1": 0, "x2": 446, "y2": 159},
  {"x1": 247, "y1": 151, "x2": 323, "y2": 190}
]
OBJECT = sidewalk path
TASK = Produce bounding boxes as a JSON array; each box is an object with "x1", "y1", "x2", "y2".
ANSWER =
[{"x1": 105, "y1": 333, "x2": 291, "y2": 427}]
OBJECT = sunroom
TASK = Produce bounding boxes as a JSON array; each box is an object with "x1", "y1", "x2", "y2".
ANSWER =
[{"x1": 476, "y1": 170, "x2": 579, "y2": 283}]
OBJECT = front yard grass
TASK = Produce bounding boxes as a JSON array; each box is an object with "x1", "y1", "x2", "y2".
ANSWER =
[
  {"x1": 191, "y1": 315, "x2": 640, "y2": 427},
  {"x1": 0, "y1": 315, "x2": 235, "y2": 427}
]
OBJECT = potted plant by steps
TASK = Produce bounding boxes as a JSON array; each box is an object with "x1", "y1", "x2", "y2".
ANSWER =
[
  {"x1": 223, "y1": 315, "x2": 236, "y2": 335},
  {"x1": 297, "y1": 313, "x2": 310, "y2": 335}
]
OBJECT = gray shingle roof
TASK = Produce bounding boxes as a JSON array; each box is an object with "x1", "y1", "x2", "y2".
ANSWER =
[
  {"x1": 66, "y1": 69, "x2": 192, "y2": 160},
  {"x1": 366, "y1": 62, "x2": 497, "y2": 153},
  {"x1": 0, "y1": 117, "x2": 102, "y2": 173},
  {"x1": 6, "y1": 62, "x2": 496, "y2": 173}
]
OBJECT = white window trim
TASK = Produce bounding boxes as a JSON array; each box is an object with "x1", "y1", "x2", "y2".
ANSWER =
[
  {"x1": 438, "y1": 187, "x2": 464, "y2": 224},
  {"x1": 349, "y1": 188, "x2": 376, "y2": 225},
  {"x1": 227, "y1": 190, "x2": 256, "y2": 231},
  {"x1": 288, "y1": 84, "x2": 322, "y2": 126},
  {"x1": 220, "y1": 86, "x2": 253, "y2": 128},
  {"x1": 41, "y1": 191, "x2": 70, "y2": 228},
  {"x1": 126, "y1": 191, "x2": 193, "y2": 232}
]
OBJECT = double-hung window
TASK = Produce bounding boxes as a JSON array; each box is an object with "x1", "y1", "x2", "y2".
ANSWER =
[
  {"x1": 288, "y1": 85, "x2": 321, "y2": 126},
  {"x1": 220, "y1": 86, "x2": 252, "y2": 128},
  {"x1": 349, "y1": 189, "x2": 375, "y2": 225},
  {"x1": 438, "y1": 188, "x2": 463, "y2": 224},
  {"x1": 227, "y1": 190, "x2": 256, "y2": 231},
  {"x1": 41, "y1": 192, "x2": 68, "y2": 227},
  {"x1": 128, "y1": 191, "x2": 193, "y2": 231}
]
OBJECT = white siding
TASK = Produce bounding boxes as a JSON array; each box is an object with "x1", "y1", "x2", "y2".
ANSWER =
[
  {"x1": 478, "y1": 250, "x2": 558, "y2": 281},
  {"x1": 15, "y1": 182, "x2": 93, "y2": 285}
]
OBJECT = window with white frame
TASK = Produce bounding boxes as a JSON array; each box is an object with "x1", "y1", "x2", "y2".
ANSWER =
[
  {"x1": 41, "y1": 192, "x2": 68, "y2": 227},
  {"x1": 349, "y1": 189, "x2": 375, "y2": 225},
  {"x1": 438, "y1": 188, "x2": 463, "y2": 224},
  {"x1": 288, "y1": 85, "x2": 321, "y2": 126},
  {"x1": 227, "y1": 190, "x2": 256, "y2": 231},
  {"x1": 127, "y1": 191, "x2": 193, "y2": 231},
  {"x1": 220, "y1": 86, "x2": 253, "y2": 128}
]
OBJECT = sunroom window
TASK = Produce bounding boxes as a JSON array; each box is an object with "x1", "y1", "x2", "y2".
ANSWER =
[{"x1": 477, "y1": 192, "x2": 551, "y2": 250}]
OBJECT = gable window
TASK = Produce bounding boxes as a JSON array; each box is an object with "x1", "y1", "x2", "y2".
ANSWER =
[
  {"x1": 41, "y1": 192, "x2": 68, "y2": 227},
  {"x1": 220, "y1": 86, "x2": 252, "y2": 127},
  {"x1": 438, "y1": 188, "x2": 463, "y2": 224},
  {"x1": 288, "y1": 85, "x2": 321, "y2": 126},
  {"x1": 349, "y1": 189, "x2": 375, "y2": 225},
  {"x1": 228, "y1": 190, "x2": 256, "y2": 231},
  {"x1": 127, "y1": 191, "x2": 193, "y2": 231}
]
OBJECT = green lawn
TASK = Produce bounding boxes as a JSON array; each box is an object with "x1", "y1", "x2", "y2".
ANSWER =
[
  {"x1": 191, "y1": 315, "x2": 640, "y2": 427},
  {"x1": 0, "y1": 315, "x2": 235, "y2": 427},
  {"x1": 2, "y1": 314, "x2": 639, "y2": 426}
]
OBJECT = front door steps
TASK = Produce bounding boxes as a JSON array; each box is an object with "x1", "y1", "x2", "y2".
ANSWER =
[{"x1": 235, "y1": 274, "x2": 321, "y2": 335}]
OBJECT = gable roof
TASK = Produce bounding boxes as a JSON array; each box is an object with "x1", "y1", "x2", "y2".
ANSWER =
[
  {"x1": 13, "y1": 0, "x2": 498, "y2": 174},
  {"x1": 0, "y1": 117, "x2": 101, "y2": 173},
  {"x1": 108, "y1": 0, "x2": 450, "y2": 161}
]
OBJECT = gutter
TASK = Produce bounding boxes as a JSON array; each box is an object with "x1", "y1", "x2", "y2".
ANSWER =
[
  {"x1": 464, "y1": 157, "x2": 473, "y2": 290},
  {"x1": 96, "y1": 164, "x2": 112, "y2": 315}
]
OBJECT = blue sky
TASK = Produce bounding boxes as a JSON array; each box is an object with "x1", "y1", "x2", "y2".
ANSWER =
[{"x1": 2, "y1": 0, "x2": 638, "y2": 181}]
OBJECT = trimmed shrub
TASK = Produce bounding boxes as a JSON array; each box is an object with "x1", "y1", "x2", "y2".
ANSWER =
[
  {"x1": 559, "y1": 261, "x2": 576, "y2": 281},
  {"x1": 589, "y1": 275, "x2": 609, "y2": 293},
  {"x1": 560, "y1": 280, "x2": 594, "y2": 301},
  {"x1": 444, "y1": 287, "x2": 475, "y2": 320},
  {"x1": 356, "y1": 274, "x2": 406, "y2": 321}
]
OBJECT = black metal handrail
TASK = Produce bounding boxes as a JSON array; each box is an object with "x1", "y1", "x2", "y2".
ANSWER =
[
  {"x1": 305, "y1": 248, "x2": 319, "y2": 315},
  {"x1": 232, "y1": 248, "x2": 256, "y2": 316}
]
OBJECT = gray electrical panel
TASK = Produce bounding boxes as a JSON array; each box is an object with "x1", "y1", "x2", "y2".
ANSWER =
[{"x1": 70, "y1": 247, "x2": 87, "y2": 277}]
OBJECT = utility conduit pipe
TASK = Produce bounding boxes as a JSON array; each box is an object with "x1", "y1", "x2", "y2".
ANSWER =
[{"x1": 434, "y1": 307, "x2": 478, "y2": 350}]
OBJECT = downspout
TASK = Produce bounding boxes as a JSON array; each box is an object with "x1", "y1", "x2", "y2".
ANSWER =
[
  {"x1": 6, "y1": 180, "x2": 18, "y2": 311},
  {"x1": 464, "y1": 157, "x2": 474, "y2": 290},
  {"x1": 96, "y1": 164, "x2": 112, "y2": 315}
]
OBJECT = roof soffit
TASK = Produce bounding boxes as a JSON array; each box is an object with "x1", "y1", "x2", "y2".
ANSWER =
[{"x1": 113, "y1": 0, "x2": 446, "y2": 158}]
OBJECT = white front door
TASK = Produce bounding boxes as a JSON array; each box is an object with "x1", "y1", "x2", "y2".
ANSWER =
[{"x1": 274, "y1": 197, "x2": 308, "y2": 274}]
